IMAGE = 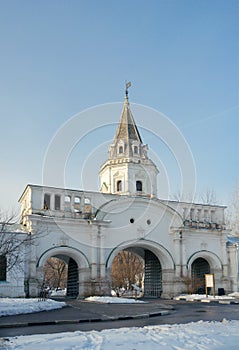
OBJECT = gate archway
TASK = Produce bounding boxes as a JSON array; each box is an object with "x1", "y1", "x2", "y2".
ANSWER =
[
  {"x1": 191, "y1": 257, "x2": 210, "y2": 294},
  {"x1": 109, "y1": 244, "x2": 166, "y2": 298},
  {"x1": 37, "y1": 246, "x2": 89, "y2": 299}
]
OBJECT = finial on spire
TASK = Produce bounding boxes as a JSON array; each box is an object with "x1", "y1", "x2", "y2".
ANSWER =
[{"x1": 125, "y1": 81, "x2": 131, "y2": 98}]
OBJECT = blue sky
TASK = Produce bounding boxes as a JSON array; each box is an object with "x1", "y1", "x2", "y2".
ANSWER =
[{"x1": 0, "y1": 0, "x2": 238, "y2": 213}]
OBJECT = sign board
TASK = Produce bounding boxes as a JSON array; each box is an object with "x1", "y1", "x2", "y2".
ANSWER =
[
  {"x1": 205, "y1": 274, "x2": 214, "y2": 288},
  {"x1": 205, "y1": 274, "x2": 215, "y2": 297}
]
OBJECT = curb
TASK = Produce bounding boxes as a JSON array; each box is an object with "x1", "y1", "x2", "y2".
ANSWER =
[
  {"x1": 174, "y1": 297, "x2": 239, "y2": 304},
  {"x1": 0, "y1": 310, "x2": 169, "y2": 329}
]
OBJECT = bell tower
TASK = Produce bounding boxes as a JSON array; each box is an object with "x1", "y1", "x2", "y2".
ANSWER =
[{"x1": 99, "y1": 83, "x2": 159, "y2": 197}]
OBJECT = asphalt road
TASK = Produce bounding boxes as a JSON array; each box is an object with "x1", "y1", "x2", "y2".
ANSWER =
[{"x1": 1, "y1": 300, "x2": 239, "y2": 337}]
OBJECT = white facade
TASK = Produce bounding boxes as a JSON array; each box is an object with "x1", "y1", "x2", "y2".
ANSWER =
[
  {"x1": 0, "y1": 231, "x2": 26, "y2": 297},
  {"x1": 1, "y1": 91, "x2": 238, "y2": 298}
]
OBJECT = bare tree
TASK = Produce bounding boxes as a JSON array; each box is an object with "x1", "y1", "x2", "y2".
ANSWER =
[
  {"x1": 0, "y1": 211, "x2": 29, "y2": 277},
  {"x1": 0, "y1": 210, "x2": 48, "y2": 278},
  {"x1": 111, "y1": 251, "x2": 144, "y2": 296},
  {"x1": 227, "y1": 184, "x2": 239, "y2": 236},
  {"x1": 199, "y1": 189, "x2": 218, "y2": 205},
  {"x1": 43, "y1": 257, "x2": 67, "y2": 290}
]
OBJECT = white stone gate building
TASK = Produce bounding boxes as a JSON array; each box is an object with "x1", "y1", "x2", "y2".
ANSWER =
[{"x1": 1, "y1": 91, "x2": 238, "y2": 298}]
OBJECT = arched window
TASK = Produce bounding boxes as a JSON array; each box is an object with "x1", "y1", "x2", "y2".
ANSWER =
[
  {"x1": 0, "y1": 255, "x2": 7, "y2": 281},
  {"x1": 119, "y1": 146, "x2": 123, "y2": 154},
  {"x1": 134, "y1": 146, "x2": 138, "y2": 154},
  {"x1": 136, "y1": 180, "x2": 142, "y2": 192},
  {"x1": 117, "y1": 180, "x2": 122, "y2": 192}
]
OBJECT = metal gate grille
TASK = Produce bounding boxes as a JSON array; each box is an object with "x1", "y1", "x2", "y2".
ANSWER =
[
  {"x1": 67, "y1": 258, "x2": 79, "y2": 298},
  {"x1": 144, "y1": 250, "x2": 162, "y2": 297},
  {"x1": 191, "y1": 258, "x2": 210, "y2": 294}
]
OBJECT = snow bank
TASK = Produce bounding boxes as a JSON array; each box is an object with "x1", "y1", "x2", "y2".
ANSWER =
[
  {"x1": 174, "y1": 293, "x2": 236, "y2": 301},
  {"x1": 3, "y1": 320, "x2": 239, "y2": 349},
  {"x1": 0, "y1": 298, "x2": 66, "y2": 317},
  {"x1": 85, "y1": 296, "x2": 145, "y2": 303}
]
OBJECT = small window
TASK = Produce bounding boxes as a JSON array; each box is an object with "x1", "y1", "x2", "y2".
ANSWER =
[
  {"x1": 130, "y1": 218, "x2": 135, "y2": 223},
  {"x1": 117, "y1": 180, "x2": 122, "y2": 192},
  {"x1": 44, "y1": 194, "x2": 50, "y2": 210},
  {"x1": 54, "y1": 195, "x2": 61, "y2": 210},
  {"x1": 74, "y1": 196, "x2": 81, "y2": 211},
  {"x1": 119, "y1": 146, "x2": 123, "y2": 154},
  {"x1": 136, "y1": 181, "x2": 142, "y2": 192},
  {"x1": 0, "y1": 255, "x2": 7, "y2": 281},
  {"x1": 134, "y1": 146, "x2": 138, "y2": 154},
  {"x1": 64, "y1": 195, "x2": 71, "y2": 211},
  {"x1": 84, "y1": 198, "x2": 91, "y2": 205}
]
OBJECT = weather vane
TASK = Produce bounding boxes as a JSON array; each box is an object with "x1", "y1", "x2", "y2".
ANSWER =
[{"x1": 125, "y1": 81, "x2": 131, "y2": 97}]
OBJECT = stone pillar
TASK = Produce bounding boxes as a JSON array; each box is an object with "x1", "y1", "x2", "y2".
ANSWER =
[
  {"x1": 173, "y1": 231, "x2": 181, "y2": 278},
  {"x1": 227, "y1": 244, "x2": 239, "y2": 292},
  {"x1": 91, "y1": 227, "x2": 98, "y2": 280},
  {"x1": 28, "y1": 229, "x2": 38, "y2": 297},
  {"x1": 97, "y1": 226, "x2": 111, "y2": 295}
]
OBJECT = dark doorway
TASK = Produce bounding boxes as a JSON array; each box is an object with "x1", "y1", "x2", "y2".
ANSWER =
[{"x1": 191, "y1": 257, "x2": 210, "y2": 294}]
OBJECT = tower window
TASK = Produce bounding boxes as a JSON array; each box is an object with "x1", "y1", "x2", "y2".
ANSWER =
[
  {"x1": 134, "y1": 146, "x2": 138, "y2": 154},
  {"x1": 119, "y1": 146, "x2": 123, "y2": 154},
  {"x1": 117, "y1": 180, "x2": 122, "y2": 192},
  {"x1": 136, "y1": 180, "x2": 142, "y2": 192}
]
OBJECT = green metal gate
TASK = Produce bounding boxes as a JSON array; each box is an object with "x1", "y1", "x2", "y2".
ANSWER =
[
  {"x1": 67, "y1": 258, "x2": 79, "y2": 298},
  {"x1": 144, "y1": 250, "x2": 162, "y2": 297}
]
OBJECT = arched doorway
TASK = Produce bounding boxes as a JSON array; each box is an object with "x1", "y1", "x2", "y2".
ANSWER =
[
  {"x1": 44, "y1": 255, "x2": 79, "y2": 298},
  {"x1": 111, "y1": 247, "x2": 162, "y2": 298},
  {"x1": 191, "y1": 257, "x2": 210, "y2": 294}
]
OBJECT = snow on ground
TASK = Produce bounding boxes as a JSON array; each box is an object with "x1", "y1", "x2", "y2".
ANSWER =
[
  {"x1": 85, "y1": 296, "x2": 145, "y2": 303},
  {"x1": 174, "y1": 293, "x2": 238, "y2": 301},
  {"x1": 2, "y1": 320, "x2": 239, "y2": 349},
  {"x1": 1, "y1": 296, "x2": 239, "y2": 349},
  {"x1": 0, "y1": 298, "x2": 66, "y2": 317}
]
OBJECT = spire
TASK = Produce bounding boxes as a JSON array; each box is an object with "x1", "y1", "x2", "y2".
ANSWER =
[{"x1": 113, "y1": 82, "x2": 142, "y2": 144}]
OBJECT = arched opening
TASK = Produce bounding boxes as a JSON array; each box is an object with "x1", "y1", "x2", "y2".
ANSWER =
[
  {"x1": 111, "y1": 248, "x2": 162, "y2": 298},
  {"x1": 136, "y1": 180, "x2": 142, "y2": 192},
  {"x1": 117, "y1": 180, "x2": 122, "y2": 192},
  {"x1": 191, "y1": 257, "x2": 210, "y2": 294},
  {"x1": 43, "y1": 255, "x2": 79, "y2": 298}
]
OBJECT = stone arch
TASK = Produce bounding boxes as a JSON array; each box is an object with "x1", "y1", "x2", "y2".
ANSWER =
[
  {"x1": 187, "y1": 250, "x2": 223, "y2": 272},
  {"x1": 187, "y1": 251, "x2": 223, "y2": 294},
  {"x1": 106, "y1": 239, "x2": 175, "y2": 271},
  {"x1": 106, "y1": 239, "x2": 175, "y2": 298},
  {"x1": 36, "y1": 246, "x2": 90, "y2": 298},
  {"x1": 37, "y1": 246, "x2": 89, "y2": 269}
]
